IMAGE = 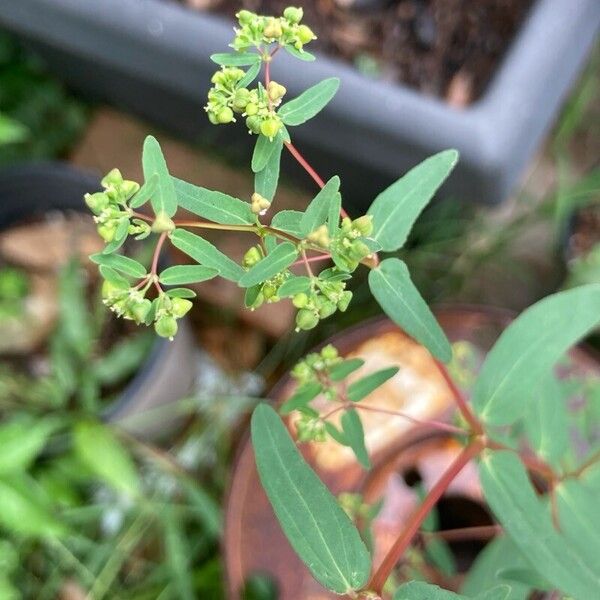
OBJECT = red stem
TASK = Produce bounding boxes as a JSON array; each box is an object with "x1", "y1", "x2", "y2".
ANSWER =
[
  {"x1": 434, "y1": 359, "x2": 483, "y2": 435},
  {"x1": 292, "y1": 253, "x2": 332, "y2": 267},
  {"x1": 150, "y1": 232, "x2": 168, "y2": 294},
  {"x1": 368, "y1": 438, "x2": 484, "y2": 594}
]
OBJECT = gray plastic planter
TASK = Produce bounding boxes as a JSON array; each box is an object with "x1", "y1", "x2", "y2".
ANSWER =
[{"x1": 1, "y1": 0, "x2": 598, "y2": 206}]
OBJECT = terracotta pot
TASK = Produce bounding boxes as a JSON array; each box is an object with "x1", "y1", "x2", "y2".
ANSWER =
[{"x1": 224, "y1": 307, "x2": 600, "y2": 599}]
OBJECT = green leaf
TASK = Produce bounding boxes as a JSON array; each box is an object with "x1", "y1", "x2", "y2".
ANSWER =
[
  {"x1": 328, "y1": 192, "x2": 341, "y2": 237},
  {"x1": 277, "y1": 275, "x2": 312, "y2": 297},
  {"x1": 271, "y1": 210, "x2": 305, "y2": 238},
  {"x1": 394, "y1": 581, "x2": 464, "y2": 599},
  {"x1": 0, "y1": 474, "x2": 66, "y2": 537},
  {"x1": 476, "y1": 588, "x2": 512, "y2": 600},
  {"x1": 279, "y1": 78, "x2": 340, "y2": 126},
  {"x1": 329, "y1": 358, "x2": 365, "y2": 382},
  {"x1": 341, "y1": 409, "x2": 371, "y2": 469},
  {"x1": 90, "y1": 253, "x2": 146, "y2": 278},
  {"x1": 142, "y1": 135, "x2": 177, "y2": 217},
  {"x1": 280, "y1": 382, "x2": 322, "y2": 415},
  {"x1": 522, "y1": 376, "x2": 568, "y2": 467},
  {"x1": 164, "y1": 506, "x2": 195, "y2": 600},
  {"x1": 159, "y1": 265, "x2": 219, "y2": 286},
  {"x1": 251, "y1": 404, "x2": 371, "y2": 594},
  {"x1": 99, "y1": 265, "x2": 129, "y2": 287},
  {"x1": 0, "y1": 416, "x2": 60, "y2": 474},
  {"x1": 238, "y1": 242, "x2": 298, "y2": 288},
  {"x1": 73, "y1": 420, "x2": 140, "y2": 496},
  {"x1": 252, "y1": 134, "x2": 279, "y2": 173},
  {"x1": 170, "y1": 229, "x2": 244, "y2": 283},
  {"x1": 555, "y1": 478, "x2": 600, "y2": 576},
  {"x1": 284, "y1": 45, "x2": 316, "y2": 61},
  {"x1": 461, "y1": 536, "x2": 531, "y2": 600},
  {"x1": 368, "y1": 150, "x2": 459, "y2": 252},
  {"x1": 238, "y1": 60, "x2": 262, "y2": 88},
  {"x1": 473, "y1": 285, "x2": 600, "y2": 425},
  {"x1": 0, "y1": 113, "x2": 28, "y2": 144},
  {"x1": 130, "y1": 173, "x2": 158, "y2": 209},
  {"x1": 369, "y1": 258, "x2": 452, "y2": 362},
  {"x1": 173, "y1": 177, "x2": 255, "y2": 225},
  {"x1": 166, "y1": 287, "x2": 197, "y2": 299},
  {"x1": 255, "y1": 136, "x2": 283, "y2": 201},
  {"x1": 210, "y1": 52, "x2": 260, "y2": 66},
  {"x1": 480, "y1": 450, "x2": 600, "y2": 599},
  {"x1": 347, "y1": 366, "x2": 399, "y2": 402},
  {"x1": 496, "y1": 569, "x2": 551, "y2": 591},
  {"x1": 300, "y1": 176, "x2": 340, "y2": 235}
]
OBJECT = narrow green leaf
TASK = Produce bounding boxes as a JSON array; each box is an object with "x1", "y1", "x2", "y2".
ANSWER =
[
  {"x1": 473, "y1": 285, "x2": 600, "y2": 425},
  {"x1": 164, "y1": 506, "x2": 195, "y2": 600},
  {"x1": 368, "y1": 150, "x2": 459, "y2": 252},
  {"x1": 90, "y1": 253, "x2": 146, "y2": 278},
  {"x1": 522, "y1": 376, "x2": 568, "y2": 467},
  {"x1": 496, "y1": 569, "x2": 551, "y2": 591},
  {"x1": 369, "y1": 258, "x2": 452, "y2": 362},
  {"x1": 159, "y1": 265, "x2": 219, "y2": 286},
  {"x1": 238, "y1": 242, "x2": 298, "y2": 288},
  {"x1": 300, "y1": 176, "x2": 340, "y2": 235},
  {"x1": 277, "y1": 275, "x2": 312, "y2": 298},
  {"x1": 166, "y1": 287, "x2": 197, "y2": 299},
  {"x1": 330, "y1": 358, "x2": 365, "y2": 382},
  {"x1": 173, "y1": 177, "x2": 255, "y2": 225},
  {"x1": 251, "y1": 404, "x2": 371, "y2": 594},
  {"x1": 238, "y1": 60, "x2": 261, "y2": 88},
  {"x1": 255, "y1": 136, "x2": 283, "y2": 201},
  {"x1": 341, "y1": 409, "x2": 371, "y2": 469},
  {"x1": 279, "y1": 78, "x2": 340, "y2": 126},
  {"x1": 328, "y1": 192, "x2": 341, "y2": 237},
  {"x1": 252, "y1": 134, "x2": 278, "y2": 173},
  {"x1": 480, "y1": 450, "x2": 600, "y2": 599},
  {"x1": 142, "y1": 135, "x2": 177, "y2": 217},
  {"x1": 73, "y1": 421, "x2": 140, "y2": 496},
  {"x1": 130, "y1": 173, "x2": 158, "y2": 209},
  {"x1": 0, "y1": 474, "x2": 66, "y2": 538},
  {"x1": 347, "y1": 366, "x2": 399, "y2": 402},
  {"x1": 98, "y1": 265, "x2": 129, "y2": 287},
  {"x1": 170, "y1": 229, "x2": 244, "y2": 283},
  {"x1": 270, "y1": 210, "x2": 305, "y2": 238},
  {"x1": 280, "y1": 382, "x2": 322, "y2": 415},
  {"x1": 284, "y1": 45, "x2": 316, "y2": 61},
  {"x1": 0, "y1": 417, "x2": 60, "y2": 474},
  {"x1": 394, "y1": 581, "x2": 464, "y2": 599},
  {"x1": 210, "y1": 52, "x2": 260, "y2": 66}
]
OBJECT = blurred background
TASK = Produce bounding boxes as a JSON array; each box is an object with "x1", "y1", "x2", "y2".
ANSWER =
[{"x1": 0, "y1": 1, "x2": 598, "y2": 599}]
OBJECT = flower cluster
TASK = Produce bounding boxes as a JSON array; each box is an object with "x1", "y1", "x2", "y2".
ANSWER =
[
  {"x1": 84, "y1": 169, "x2": 150, "y2": 243},
  {"x1": 233, "y1": 7, "x2": 316, "y2": 53},
  {"x1": 329, "y1": 215, "x2": 374, "y2": 272}
]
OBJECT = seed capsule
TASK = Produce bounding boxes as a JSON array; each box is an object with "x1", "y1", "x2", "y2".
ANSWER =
[
  {"x1": 260, "y1": 118, "x2": 281, "y2": 140},
  {"x1": 217, "y1": 107, "x2": 234, "y2": 124},
  {"x1": 171, "y1": 297, "x2": 193, "y2": 318},
  {"x1": 296, "y1": 308, "x2": 319, "y2": 330},
  {"x1": 155, "y1": 315, "x2": 178, "y2": 340},
  {"x1": 283, "y1": 6, "x2": 303, "y2": 24},
  {"x1": 297, "y1": 24, "x2": 316, "y2": 44}
]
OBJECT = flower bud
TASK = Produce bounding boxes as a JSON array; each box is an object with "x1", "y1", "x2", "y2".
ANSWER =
[
  {"x1": 171, "y1": 297, "x2": 193, "y2": 318},
  {"x1": 352, "y1": 215, "x2": 373, "y2": 237},
  {"x1": 130, "y1": 298, "x2": 152, "y2": 324},
  {"x1": 337, "y1": 290, "x2": 352, "y2": 312},
  {"x1": 243, "y1": 245, "x2": 263, "y2": 268},
  {"x1": 97, "y1": 222, "x2": 116, "y2": 243},
  {"x1": 292, "y1": 292, "x2": 309, "y2": 308},
  {"x1": 297, "y1": 25, "x2": 316, "y2": 44},
  {"x1": 84, "y1": 192, "x2": 110, "y2": 215},
  {"x1": 295, "y1": 308, "x2": 319, "y2": 331},
  {"x1": 120, "y1": 180, "x2": 140, "y2": 201},
  {"x1": 236, "y1": 9, "x2": 254, "y2": 25},
  {"x1": 155, "y1": 315, "x2": 178, "y2": 340},
  {"x1": 251, "y1": 192, "x2": 271, "y2": 215},
  {"x1": 348, "y1": 240, "x2": 371, "y2": 261},
  {"x1": 263, "y1": 17, "x2": 283, "y2": 39},
  {"x1": 284, "y1": 6, "x2": 303, "y2": 24},
  {"x1": 267, "y1": 81, "x2": 287, "y2": 102},
  {"x1": 217, "y1": 107, "x2": 234, "y2": 124},
  {"x1": 307, "y1": 225, "x2": 330, "y2": 248},
  {"x1": 244, "y1": 102, "x2": 259, "y2": 116},
  {"x1": 260, "y1": 118, "x2": 281, "y2": 140},
  {"x1": 317, "y1": 298, "x2": 336, "y2": 319},
  {"x1": 262, "y1": 282, "x2": 277, "y2": 300},
  {"x1": 321, "y1": 344, "x2": 338, "y2": 360},
  {"x1": 152, "y1": 211, "x2": 176, "y2": 233},
  {"x1": 233, "y1": 88, "x2": 251, "y2": 111},
  {"x1": 211, "y1": 71, "x2": 227, "y2": 85},
  {"x1": 101, "y1": 168, "x2": 123, "y2": 189}
]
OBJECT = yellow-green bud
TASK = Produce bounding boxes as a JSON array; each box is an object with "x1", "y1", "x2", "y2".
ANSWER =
[
  {"x1": 101, "y1": 279, "x2": 127, "y2": 299},
  {"x1": 267, "y1": 81, "x2": 287, "y2": 102},
  {"x1": 130, "y1": 298, "x2": 152, "y2": 324},
  {"x1": 171, "y1": 297, "x2": 193, "y2": 318},
  {"x1": 292, "y1": 292, "x2": 309, "y2": 308},
  {"x1": 211, "y1": 70, "x2": 227, "y2": 85},
  {"x1": 352, "y1": 215, "x2": 373, "y2": 237},
  {"x1": 217, "y1": 107, "x2": 234, "y2": 124},
  {"x1": 237, "y1": 9, "x2": 254, "y2": 25},
  {"x1": 152, "y1": 212, "x2": 176, "y2": 233},
  {"x1": 297, "y1": 25, "x2": 316, "y2": 44},
  {"x1": 155, "y1": 315, "x2": 178, "y2": 340},
  {"x1": 264, "y1": 17, "x2": 283, "y2": 39},
  {"x1": 260, "y1": 118, "x2": 281, "y2": 140},
  {"x1": 246, "y1": 115, "x2": 261, "y2": 133},
  {"x1": 97, "y1": 222, "x2": 116, "y2": 242},
  {"x1": 243, "y1": 245, "x2": 263, "y2": 268},
  {"x1": 244, "y1": 102, "x2": 258, "y2": 116},
  {"x1": 101, "y1": 168, "x2": 123, "y2": 189},
  {"x1": 337, "y1": 290, "x2": 352, "y2": 312},
  {"x1": 348, "y1": 240, "x2": 371, "y2": 261},
  {"x1": 85, "y1": 192, "x2": 110, "y2": 215},
  {"x1": 321, "y1": 344, "x2": 338, "y2": 360},
  {"x1": 262, "y1": 282, "x2": 277, "y2": 299},
  {"x1": 208, "y1": 111, "x2": 219, "y2": 125},
  {"x1": 120, "y1": 180, "x2": 140, "y2": 201},
  {"x1": 296, "y1": 309, "x2": 319, "y2": 331},
  {"x1": 307, "y1": 224, "x2": 330, "y2": 248},
  {"x1": 233, "y1": 88, "x2": 251, "y2": 111},
  {"x1": 284, "y1": 6, "x2": 303, "y2": 24},
  {"x1": 251, "y1": 192, "x2": 271, "y2": 215}
]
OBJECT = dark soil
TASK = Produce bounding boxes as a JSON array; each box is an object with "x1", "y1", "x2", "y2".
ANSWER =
[{"x1": 184, "y1": 0, "x2": 533, "y2": 104}]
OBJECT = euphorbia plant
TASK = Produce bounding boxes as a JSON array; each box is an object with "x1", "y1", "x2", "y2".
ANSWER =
[{"x1": 85, "y1": 7, "x2": 600, "y2": 599}]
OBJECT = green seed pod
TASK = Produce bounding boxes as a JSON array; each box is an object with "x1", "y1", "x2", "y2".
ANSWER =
[
  {"x1": 155, "y1": 315, "x2": 178, "y2": 340},
  {"x1": 352, "y1": 215, "x2": 374, "y2": 237},
  {"x1": 320, "y1": 344, "x2": 338, "y2": 360},
  {"x1": 233, "y1": 88, "x2": 251, "y2": 110},
  {"x1": 296, "y1": 308, "x2": 319, "y2": 331},
  {"x1": 171, "y1": 297, "x2": 193, "y2": 318},
  {"x1": 246, "y1": 115, "x2": 261, "y2": 133},
  {"x1": 236, "y1": 9, "x2": 254, "y2": 25},
  {"x1": 211, "y1": 70, "x2": 227, "y2": 85},
  {"x1": 291, "y1": 361, "x2": 312, "y2": 382},
  {"x1": 317, "y1": 299, "x2": 336, "y2": 319},
  {"x1": 292, "y1": 292, "x2": 309, "y2": 308},
  {"x1": 284, "y1": 6, "x2": 303, "y2": 24},
  {"x1": 260, "y1": 118, "x2": 281, "y2": 140},
  {"x1": 297, "y1": 24, "x2": 316, "y2": 44},
  {"x1": 97, "y1": 222, "x2": 116, "y2": 243},
  {"x1": 130, "y1": 298, "x2": 152, "y2": 324},
  {"x1": 243, "y1": 245, "x2": 263, "y2": 268},
  {"x1": 348, "y1": 240, "x2": 371, "y2": 261},
  {"x1": 217, "y1": 107, "x2": 234, "y2": 124},
  {"x1": 262, "y1": 282, "x2": 277, "y2": 300},
  {"x1": 101, "y1": 168, "x2": 124, "y2": 189},
  {"x1": 152, "y1": 211, "x2": 176, "y2": 233},
  {"x1": 208, "y1": 111, "x2": 219, "y2": 125},
  {"x1": 120, "y1": 180, "x2": 140, "y2": 201},
  {"x1": 337, "y1": 290, "x2": 352, "y2": 312},
  {"x1": 244, "y1": 102, "x2": 259, "y2": 116}
]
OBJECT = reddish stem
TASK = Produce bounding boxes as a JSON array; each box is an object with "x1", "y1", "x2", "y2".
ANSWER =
[
  {"x1": 150, "y1": 232, "x2": 168, "y2": 295},
  {"x1": 292, "y1": 254, "x2": 332, "y2": 268},
  {"x1": 434, "y1": 359, "x2": 483, "y2": 435},
  {"x1": 369, "y1": 438, "x2": 484, "y2": 594},
  {"x1": 421, "y1": 524, "x2": 501, "y2": 542}
]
